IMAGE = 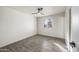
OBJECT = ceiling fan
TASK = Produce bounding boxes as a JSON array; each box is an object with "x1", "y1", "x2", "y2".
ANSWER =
[{"x1": 32, "y1": 8, "x2": 44, "y2": 15}]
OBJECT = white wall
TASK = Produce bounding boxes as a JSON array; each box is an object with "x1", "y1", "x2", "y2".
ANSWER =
[
  {"x1": 37, "y1": 13, "x2": 65, "y2": 39},
  {"x1": 64, "y1": 7, "x2": 71, "y2": 51},
  {"x1": 0, "y1": 7, "x2": 37, "y2": 47}
]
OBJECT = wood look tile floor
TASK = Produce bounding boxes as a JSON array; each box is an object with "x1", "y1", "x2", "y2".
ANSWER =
[{"x1": 0, "y1": 35, "x2": 67, "y2": 52}]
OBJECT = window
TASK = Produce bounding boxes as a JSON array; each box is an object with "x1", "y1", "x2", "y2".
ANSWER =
[{"x1": 44, "y1": 18, "x2": 52, "y2": 28}]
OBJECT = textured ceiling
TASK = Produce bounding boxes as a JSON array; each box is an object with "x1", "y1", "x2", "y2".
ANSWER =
[{"x1": 7, "y1": 6, "x2": 66, "y2": 17}]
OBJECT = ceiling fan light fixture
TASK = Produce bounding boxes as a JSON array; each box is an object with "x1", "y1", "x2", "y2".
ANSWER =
[{"x1": 32, "y1": 8, "x2": 44, "y2": 16}]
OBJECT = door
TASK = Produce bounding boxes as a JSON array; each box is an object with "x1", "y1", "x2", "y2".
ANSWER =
[{"x1": 71, "y1": 6, "x2": 79, "y2": 52}]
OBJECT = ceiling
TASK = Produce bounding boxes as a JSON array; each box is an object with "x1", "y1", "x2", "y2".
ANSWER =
[{"x1": 7, "y1": 6, "x2": 66, "y2": 17}]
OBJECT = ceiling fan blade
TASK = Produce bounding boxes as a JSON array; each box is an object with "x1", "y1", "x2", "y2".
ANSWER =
[
  {"x1": 32, "y1": 13, "x2": 37, "y2": 14},
  {"x1": 40, "y1": 12, "x2": 44, "y2": 15}
]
